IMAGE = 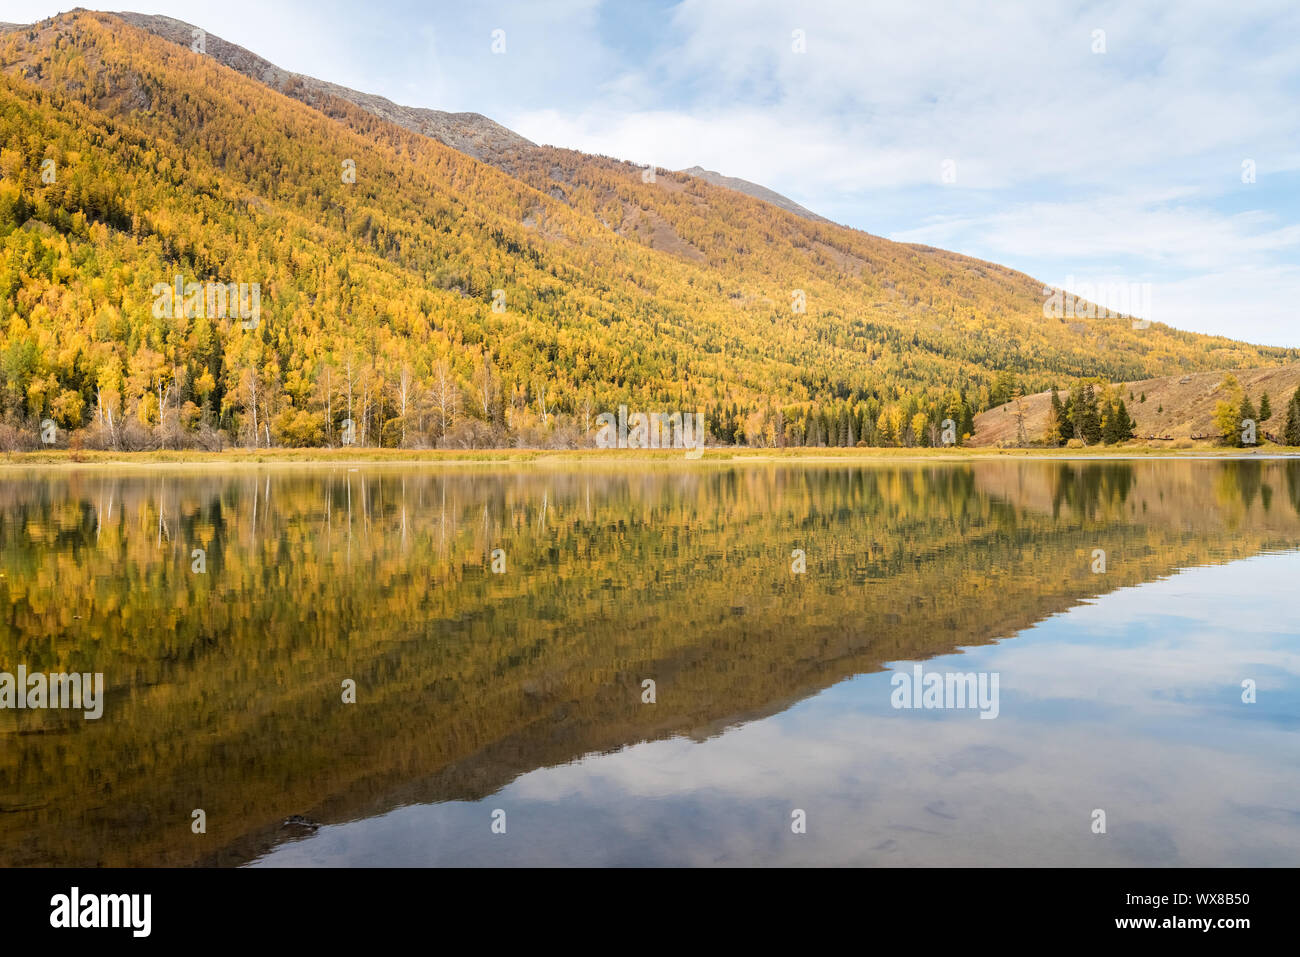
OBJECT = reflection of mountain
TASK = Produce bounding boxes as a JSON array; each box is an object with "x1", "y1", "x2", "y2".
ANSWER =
[{"x1": 1, "y1": 461, "x2": 1299, "y2": 866}]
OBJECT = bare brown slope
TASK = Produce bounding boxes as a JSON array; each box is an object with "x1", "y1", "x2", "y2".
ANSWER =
[{"x1": 972, "y1": 364, "x2": 1300, "y2": 446}]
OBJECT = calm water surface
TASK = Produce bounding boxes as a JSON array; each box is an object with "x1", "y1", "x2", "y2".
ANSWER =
[{"x1": 1, "y1": 460, "x2": 1297, "y2": 866}]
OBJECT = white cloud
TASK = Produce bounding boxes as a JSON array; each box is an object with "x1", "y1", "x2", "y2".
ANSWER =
[
  {"x1": 505, "y1": 0, "x2": 1300, "y2": 343},
  {"x1": 889, "y1": 193, "x2": 1300, "y2": 343}
]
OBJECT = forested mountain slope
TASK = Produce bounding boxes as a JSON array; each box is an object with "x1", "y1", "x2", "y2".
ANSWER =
[{"x1": 0, "y1": 11, "x2": 1292, "y2": 450}]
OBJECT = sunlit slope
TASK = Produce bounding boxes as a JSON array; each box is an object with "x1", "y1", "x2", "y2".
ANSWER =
[
  {"x1": 0, "y1": 11, "x2": 1294, "y2": 449},
  {"x1": 973, "y1": 364, "x2": 1300, "y2": 446}
]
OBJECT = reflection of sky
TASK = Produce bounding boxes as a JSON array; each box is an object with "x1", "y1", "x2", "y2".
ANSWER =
[{"x1": 254, "y1": 553, "x2": 1300, "y2": 867}]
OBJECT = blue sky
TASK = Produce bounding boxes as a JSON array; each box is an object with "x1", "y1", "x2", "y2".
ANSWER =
[{"x1": 7, "y1": 0, "x2": 1300, "y2": 346}]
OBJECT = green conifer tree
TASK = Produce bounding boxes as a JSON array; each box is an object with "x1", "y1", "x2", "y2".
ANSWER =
[
  {"x1": 1284, "y1": 387, "x2": 1300, "y2": 446},
  {"x1": 1239, "y1": 395, "x2": 1258, "y2": 447}
]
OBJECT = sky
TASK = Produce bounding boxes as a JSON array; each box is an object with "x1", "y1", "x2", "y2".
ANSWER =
[{"x1": 6, "y1": 0, "x2": 1300, "y2": 346}]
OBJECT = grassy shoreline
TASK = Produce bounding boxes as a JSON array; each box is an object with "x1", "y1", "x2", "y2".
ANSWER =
[{"x1": 2, "y1": 445, "x2": 1297, "y2": 468}]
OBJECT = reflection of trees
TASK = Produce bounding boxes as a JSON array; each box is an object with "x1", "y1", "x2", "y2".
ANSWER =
[
  {"x1": 1, "y1": 461, "x2": 1297, "y2": 866},
  {"x1": 1210, "y1": 461, "x2": 1270, "y2": 529},
  {"x1": 1286, "y1": 462, "x2": 1300, "y2": 516},
  {"x1": 1049, "y1": 462, "x2": 1135, "y2": 520}
]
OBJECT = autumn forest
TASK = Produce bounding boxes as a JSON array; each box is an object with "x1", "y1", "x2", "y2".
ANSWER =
[{"x1": 1, "y1": 12, "x2": 1296, "y2": 453}]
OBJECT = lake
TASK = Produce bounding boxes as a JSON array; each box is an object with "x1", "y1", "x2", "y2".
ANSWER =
[{"x1": 1, "y1": 459, "x2": 1297, "y2": 866}]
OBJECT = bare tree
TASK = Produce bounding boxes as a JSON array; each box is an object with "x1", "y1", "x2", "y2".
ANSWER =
[
  {"x1": 95, "y1": 385, "x2": 119, "y2": 450},
  {"x1": 474, "y1": 350, "x2": 496, "y2": 425},
  {"x1": 240, "y1": 365, "x2": 260, "y2": 448},
  {"x1": 431, "y1": 359, "x2": 458, "y2": 445},
  {"x1": 345, "y1": 353, "x2": 355, "y2": 443},
  {"x1": 359, "y1": 372, "x2": 371, "y2": 447},
  {"x1": 397, "y1": 365, "x2": 413, "y2": 447},
  {"x1": 535, "y1": 379, "x2": 550, "y2": 426}
]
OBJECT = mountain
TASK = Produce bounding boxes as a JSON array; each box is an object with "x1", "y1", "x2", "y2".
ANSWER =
[
  {"x1": 678, "y1": 165, "x2": 830, "y2": 223},
  {"x1": 0, "y1": 10, "x2": 1295, "y2": 452}
]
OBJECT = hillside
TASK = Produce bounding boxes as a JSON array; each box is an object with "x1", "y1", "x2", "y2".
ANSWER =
[
  {"x1": 0, "y1": 10, "x2": 1295, "y2": 452},
  {"x1": 972, "y1": 364, "x2": 1300, "y2": 447}
]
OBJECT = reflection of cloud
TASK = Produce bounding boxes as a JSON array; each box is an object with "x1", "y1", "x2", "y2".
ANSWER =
[
  {"x1": 257, "y1": 552, "x2": 1300, "y2": 867},
  {"x1": 1001, "y1": 558, "x2": 1300, "y2": 708},
  {"x1": 934, "y1": 745, "x2": 1024, "y2": 777}
]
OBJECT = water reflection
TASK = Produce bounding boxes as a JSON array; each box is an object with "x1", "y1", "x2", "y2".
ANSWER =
[{"x1": 0, "y1": 460, "x2": 1297, "y2": 866}]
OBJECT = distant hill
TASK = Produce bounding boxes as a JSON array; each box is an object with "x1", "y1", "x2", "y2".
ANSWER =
[
  {"x1": 0, "y1": 10, "x2": 1295, "y2": 451},
  {"x1": 972, "y1": 365, "x2": 1300, "y2": 446}
]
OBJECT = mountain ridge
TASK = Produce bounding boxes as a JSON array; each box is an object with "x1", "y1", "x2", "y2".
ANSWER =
[
  {"x1": 112, "y1": 12, "x2": 834, "y2": 229},
  {"x1": 112, "y1": 11, "x2": 537, "y2": 165}
]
